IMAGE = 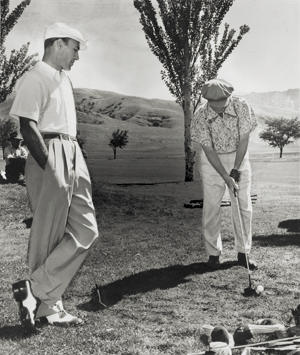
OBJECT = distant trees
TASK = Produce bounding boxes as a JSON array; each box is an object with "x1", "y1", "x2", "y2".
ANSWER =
[
  {"x1": 0, "y1": 118, "x2": 18, "y2": 158},
  {"x1": 0, "y1": 0, "x2": 38, "y2": 104},
  {"x1": 259, "y1": 117, "x2": 300, "y2": 158},
  {"x1": 108, "y1": 129, "x2": 129, "y2": 159},
  {"x1": 134, "y1": 0, "x2": 250, "y2": 181}
]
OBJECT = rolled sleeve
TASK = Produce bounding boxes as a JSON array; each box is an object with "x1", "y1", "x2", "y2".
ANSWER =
[
  {"x1": 191, "y1": 108, "x2": 212, "y2": 147},
  {"x1": 9, "y1": 74, "x2": 45, "y2": 122}
]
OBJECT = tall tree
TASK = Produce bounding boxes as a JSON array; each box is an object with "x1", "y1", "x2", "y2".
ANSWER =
[
  {"x1": 259, "y1": 117, "x2": 300, "y2": 158},
  {"x1": 0, "y1": 0, "x2": 38, "y2": 104},
  {"x1": 134, "y1": 0, "x2": 250, "y2": 181}
]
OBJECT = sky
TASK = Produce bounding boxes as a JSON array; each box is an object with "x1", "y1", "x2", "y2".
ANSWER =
[{"x1": 5, "y1": 0, "x2": 300, "y2": 101}]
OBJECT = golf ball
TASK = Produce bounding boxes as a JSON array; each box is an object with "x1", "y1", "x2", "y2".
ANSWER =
[{"x1": 256, "y1": 285, "x2": 264, "y2": 293}]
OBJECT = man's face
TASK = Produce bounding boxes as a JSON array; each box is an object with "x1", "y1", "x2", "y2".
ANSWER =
[
  {"x1": 58, "y1": 38, "x2": 80, "y2": 71},
  {"x1": 209, "y1": 104, "x2": 227, "y2": 114}
]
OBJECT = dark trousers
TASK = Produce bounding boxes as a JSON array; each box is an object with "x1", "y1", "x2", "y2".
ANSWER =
[{"x1": 5, "y1": 158, "x2": 26, "y2": 181}]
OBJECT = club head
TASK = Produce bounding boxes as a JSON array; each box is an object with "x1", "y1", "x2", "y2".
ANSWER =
[
  {"x1": 93, "y1": 284, "x2": 108, "y2": 308},
  {"x1": 243, "y1": 286, "x2": 259, "y2": 297}
]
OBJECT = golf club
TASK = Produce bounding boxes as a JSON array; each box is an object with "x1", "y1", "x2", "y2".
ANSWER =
[
  {"x1": 90, "y1": 262, "x2": 108, "y2": 308},
  {"x1": 88, "y1": 238, "x2": 139, "y2": 320},
  {"x1": 187, "y1": 335, "x2": 300, "y2": 355},
  {"x1": 234, "y1": 189, "x2": 256, "y2": 296}
]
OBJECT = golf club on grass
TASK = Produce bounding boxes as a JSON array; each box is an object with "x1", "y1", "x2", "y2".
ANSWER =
[
  {"x1": 90, "y1": 263, "x2": 108, "y2": 309},
  {"x1": 87, "y1": 236, "x2": 108, "y2": 308},
  {"x1": 187, "y1": 335, "x2": 300, "y2": 355},
  {"x1": 234, "y1": 189, "x2": 256, "y2": 297}
]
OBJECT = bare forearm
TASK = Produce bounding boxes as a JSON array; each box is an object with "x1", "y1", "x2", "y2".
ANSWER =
[
  {"x1": 20, "y1": 117, "x2": 48, "y2": 170},
  {"x1": 202, "y1": 145, "x2": 228, "y2": 179},
  {"x1": 234, "y1": 132, "x2": 250, "y2": 170}
]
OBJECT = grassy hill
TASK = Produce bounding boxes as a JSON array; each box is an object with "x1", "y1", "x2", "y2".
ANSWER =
[
  {"x1": 1, "y1": 88, "x2": 299, "y2": 169},
  {"x1": 244, "y1": 88, "x2": 300, "y2": 112},
  {"x1": 74, "y1": 89, "x2": 184, "y2": 129},
  {"x1": 74, "y1": 88, "x2": 299, "y2": 128},
  {"x1": 1, "y1": 88, "x2": 298, "y2": 128}
]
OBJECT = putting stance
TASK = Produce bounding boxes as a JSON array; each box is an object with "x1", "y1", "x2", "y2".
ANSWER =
[
  {"x1": 191, "y1": 79, "x2": 257, "y2": 270},
  {"x1": 9, "y1": 23, "x2": 99, "y2": 330}
]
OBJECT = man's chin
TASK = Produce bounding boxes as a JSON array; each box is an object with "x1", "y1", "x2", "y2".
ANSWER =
[{"x1": 62, "y1": 65, "x2": 72, "y2": 71}]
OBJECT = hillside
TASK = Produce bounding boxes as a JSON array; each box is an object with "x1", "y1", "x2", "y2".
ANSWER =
[
  {"x1": 74, "y1": 88, "x2": 184, "y2": 129},
  {"x1": 74, "y1": 88, "x2": 299, "y2": 128},
  {"x1": 0, "y1": 88, "x2": 299, "y2": 129},
  {"x1": 244, "y1": 88, "x2": 300, "y2": 112}
]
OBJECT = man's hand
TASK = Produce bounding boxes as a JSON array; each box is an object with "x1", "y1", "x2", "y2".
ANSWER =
[
  {"x1": 20, "y1": 117, "x2": 48, "y2": 170},
  {"x1": 229, "y1": 169, "x2": 241, "y2": 183},
  {"x1": 225, "y1": 175, "x2": 239, "y2": 193}
]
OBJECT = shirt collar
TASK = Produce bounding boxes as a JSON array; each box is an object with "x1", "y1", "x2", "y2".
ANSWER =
[
  {"x1": 36, "y1": 61, "x2": 66, "y2": 83},
  {"x1": 226, "y1": 97, "x2": 237, "y2": 117}
]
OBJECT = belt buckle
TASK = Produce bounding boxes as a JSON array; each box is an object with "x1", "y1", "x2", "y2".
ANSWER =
[{"x1": 61, "y1": 134, "x2": 69, "y2": 140}]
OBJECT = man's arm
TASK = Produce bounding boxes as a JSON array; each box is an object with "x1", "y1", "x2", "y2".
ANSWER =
[
  {"x1": 202, "y1": 145, "x2": 238, "y2": 193},
  {"x1": 233, "y1": 131, "x2": 250, "y2": 170},
  {"x1": 20, "y1": 117, "x2": 48, "y2": 170}
]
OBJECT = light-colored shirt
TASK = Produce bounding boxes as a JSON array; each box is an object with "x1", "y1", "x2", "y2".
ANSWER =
[
  {"x1": 4, "y1": 145, "x2": 28, "y2": 165},
  {"x1": 191, "y1": 96, "x2": 258, "y2": 154},
  {"x1": 9, "y1": 61, "x2": 77, "y2": 136}
]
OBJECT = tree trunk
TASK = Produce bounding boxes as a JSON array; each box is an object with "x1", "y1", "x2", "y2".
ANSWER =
[
  {"x1": 183, "y1": 39, "x2": 195, "y2": 182},
  {"x1": 280, "y1": 147, "x2": 283, "y2": 158},
  {"x1": 114, "y1": 147, "x2": 116, "y2": 159},
  {"x1": 2, "y1": 143, "x2": 5, "y2": 160}
]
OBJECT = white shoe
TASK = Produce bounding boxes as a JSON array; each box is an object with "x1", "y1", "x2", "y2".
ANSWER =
[{"x1": 46, "y1": 310, "x2": 84, "y2": 326}]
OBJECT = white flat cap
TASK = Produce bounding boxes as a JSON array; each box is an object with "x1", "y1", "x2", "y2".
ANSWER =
[{"x1": 44, "y1": 22, "x2": 88, "y2": 50}]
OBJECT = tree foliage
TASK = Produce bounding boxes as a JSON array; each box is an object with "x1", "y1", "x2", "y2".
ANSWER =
[
  {"x1": 0, "y1": 0, "x2": 38, "y2": 104},
  {"x1": 108, "y1": 129, "x2": 129, "y2": 159},
  {"x1": 259, "y1": 117, "x2": 300, "y2": 158},
  {"x1": 134, "y1": 0, "x2": 250, "y2": 181},
  {"x1": 0, "y1": 117, "x2": 18, "y2": 158},
  {"x1": 134, "y1": 0, "x2": 249, "y2": 110}
]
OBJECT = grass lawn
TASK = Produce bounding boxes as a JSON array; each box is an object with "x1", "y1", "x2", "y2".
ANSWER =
[{"x1": 0, "y1": 150, "x2": 299, "y2": 355}]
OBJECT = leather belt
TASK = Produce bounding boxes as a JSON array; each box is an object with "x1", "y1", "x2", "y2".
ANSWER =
[{"x1": 43, "y1": 133, "x2": 77, "y2": 141}]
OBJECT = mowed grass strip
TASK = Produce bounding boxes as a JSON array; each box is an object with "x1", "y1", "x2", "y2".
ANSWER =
[{"x1": 0, "y1": 155, "x2": 299, "y2": 355}]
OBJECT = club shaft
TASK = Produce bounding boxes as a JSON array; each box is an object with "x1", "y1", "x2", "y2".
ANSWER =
[
  {"x1": 233, "y1": 335, "x2": 300, "y2": 349},
  {"x1": 187, "y1": 335, "x2": 300, "y2": 355},
  {"x1": 234, "y1": 190, "x2": 251, "y2": 287}
]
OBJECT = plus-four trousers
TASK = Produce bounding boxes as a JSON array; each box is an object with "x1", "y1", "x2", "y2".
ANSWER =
[
  {"x1": 25, "y1": 136, "x2": 99, "y2": 312},
  {"x1": 200, "y1": 150, "x2": 252, "y2": 257}
]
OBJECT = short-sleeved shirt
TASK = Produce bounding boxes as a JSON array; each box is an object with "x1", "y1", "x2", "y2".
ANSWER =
[
  {"x1": 191, "y1": 96, "x2": 258, "y2": 154},
  {"x1": 9, "y1": 61, "x2": 77, "y2": 136}
]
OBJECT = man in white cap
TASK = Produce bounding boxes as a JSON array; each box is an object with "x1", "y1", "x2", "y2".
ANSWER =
[
  {"x1": 9, "y1": 23, "x2": 98, "y2": 331},
  {"x1": 191, "y1": 78, "x2": 258, "y2": 270}
]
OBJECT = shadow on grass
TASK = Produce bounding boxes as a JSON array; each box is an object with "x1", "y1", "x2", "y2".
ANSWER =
[
  {"x1": 254, "y1": 233, "x2": 300, "y2": 247},
  {"x1": 278, "y1": 219, "x2": 300, "y2": 233},
  {"x1": 78, "y1": 260, "x2": 237, "y2": 312},
  {"x1": 0, "y1": 324, "x2": 41, "y2": 340}
]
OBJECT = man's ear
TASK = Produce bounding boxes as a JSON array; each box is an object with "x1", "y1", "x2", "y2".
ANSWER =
[{"x1": 55, "y1": 38, "x2": 65, "y2": 50}]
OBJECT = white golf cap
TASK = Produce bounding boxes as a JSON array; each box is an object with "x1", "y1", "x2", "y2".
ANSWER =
[{"x1": 44, "y1": 22, "x2": 88, "y2": 50}]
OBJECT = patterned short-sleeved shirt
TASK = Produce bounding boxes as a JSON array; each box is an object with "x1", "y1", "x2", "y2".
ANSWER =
[{"x1": 191, "y1": 96, "x2": 258, "y2": 154}]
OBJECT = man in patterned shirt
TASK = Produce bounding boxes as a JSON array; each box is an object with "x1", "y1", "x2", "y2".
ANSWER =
[{"x1": 191, "y1": 78, "x2": 258, "y2": 270}]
